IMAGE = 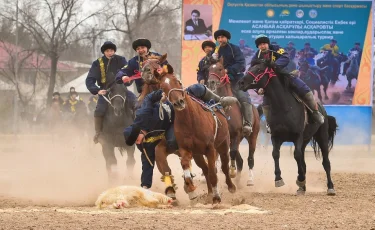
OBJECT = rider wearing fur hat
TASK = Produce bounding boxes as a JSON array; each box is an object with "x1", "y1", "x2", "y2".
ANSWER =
[
  {"x1": 86, "y1": 41, "x2": 137, "y2": 144},
  {"x1": 211, "y1": 29, "x2": 253, "y2": 136},
  {"x1": 197, "y1": 40, "x2": 216, "y2": 84},
  {"x1": 251, "y1": 34, "x2": 324, "y2": 133},
  {"x1": 115, "y1": 38, "x2": 168, "y2": 94}
]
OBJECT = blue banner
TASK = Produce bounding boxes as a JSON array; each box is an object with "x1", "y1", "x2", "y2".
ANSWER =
[{"x1": 221, "y1": 1, "x2": 371, "y2": 53}]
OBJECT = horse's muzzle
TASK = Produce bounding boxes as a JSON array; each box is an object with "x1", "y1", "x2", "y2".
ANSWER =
[
  {"x1": 114, "y1": 107, "x2": 123, "y2": 116},
  {"x1": 172, "y1": 99, "x2": 186, "y2": 111},
  {"x1": 237, "y1": 79, "x2": 247, "y2": 91}
]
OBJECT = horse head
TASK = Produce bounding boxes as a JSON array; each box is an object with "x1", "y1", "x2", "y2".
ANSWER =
[
  {"x1": 238, "y1": 60, "x2": 276, "y2": 91},
  {"x1": 298, "y1": 60, "x2": 310, "y2": 74},
  {"x1": 106, "y1": 73, "x2": 127, "y2": 117},
  {"x1": 141, "y1": 53, "x2": 169, "y2": 84},
  {"x1": 159, "y1": 74, "x2": 186, "y2": 111},
  {"x1": 207, "y1": 56, "x2": 229, "y2": 92}
]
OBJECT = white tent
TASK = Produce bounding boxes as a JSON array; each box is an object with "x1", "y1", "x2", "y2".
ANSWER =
[{"x1": 60, "y1": 72, "x2": 90, "y2": 93}]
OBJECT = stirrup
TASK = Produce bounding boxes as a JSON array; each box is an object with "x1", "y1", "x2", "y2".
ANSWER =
[
  {"x1": 266, "y1": 124, "x2": 271, "y2": 133},
  {"x1": 243, "y1": 124, "x2": 252, "y2": 135}
]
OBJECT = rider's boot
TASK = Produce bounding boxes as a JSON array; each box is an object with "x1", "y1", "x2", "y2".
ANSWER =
[
  {"x1": 93, "y1": 116, "x2": 104, "y2": 144},
  {"x1": 303, "y1": 92, "x2": 325, "y2": 124},
  {"x1": 202, "y1": 87, "x2": 238, "y2": 109},
  {"x1": 241, "y1": 102, "x2": 253, "y2": 136}
]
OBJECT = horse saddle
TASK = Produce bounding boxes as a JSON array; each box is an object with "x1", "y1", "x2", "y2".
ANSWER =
[{"x1": 189, "y1": 96, "x2": 227, "y2": 119}]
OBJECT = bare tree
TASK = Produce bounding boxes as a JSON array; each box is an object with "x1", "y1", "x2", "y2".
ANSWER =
[
  {"x1": 0, "y1": 0, "x2": 104, "y2": 106},
  {"x1": 103, "y1": 0, "x2": 182, "y2": 73}
]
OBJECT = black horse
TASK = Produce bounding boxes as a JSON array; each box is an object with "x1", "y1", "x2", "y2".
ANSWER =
[
  {"x1": 98, "y1": 73, "x2": 136, "y2": 184},
  {"x1": 238, "y1": 62, "x2": 338, "y2": 195},
  {"x1": 298, "y1": 61, "x2": 330, "y2": 103},
  {"x1": 316, "y1": 51, "x2": 347, "y2": 85}
]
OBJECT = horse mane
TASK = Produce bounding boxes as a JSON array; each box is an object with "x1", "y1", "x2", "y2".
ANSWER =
[{"x1": 138, "y1": 83, "x2": 161, "y2": 103}]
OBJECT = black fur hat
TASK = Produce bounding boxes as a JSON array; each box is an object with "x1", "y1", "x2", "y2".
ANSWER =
[
  {"x1": 132, "y1": 38, "x2": 151, "y2": 51},
  {"x1": 124, "y1": 125, "x2": 141, "y2": 146},
  {"x1": 201, "y1": 40, "x2": 216, "y2": 50},
  {"x1": 254, "y1": 34, "x2": 270, "y2": 48},
  {"x1": 101, "y1": 41, "x2": 117, "y2": 53},
  {"x1": 214, "y1": 29, "x2": 231, "y2": 40}
]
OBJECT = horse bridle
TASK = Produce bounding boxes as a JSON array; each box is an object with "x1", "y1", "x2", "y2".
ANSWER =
[
  {"x1": 209, "y1": 72, "x2": 230, "y2": 87},
  {"x1": 101, "y1": 80, "x2": 126, "y2": 109},
  {"x1": 247, "y1": 67, "x2": 276, "y2": 88},
  {"x1": 141, "y1": 60, "x2": 161, "y2": 84}
]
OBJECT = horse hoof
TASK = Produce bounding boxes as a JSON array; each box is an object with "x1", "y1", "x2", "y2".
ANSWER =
[
  {"x1": 296, "y1": 188, "x2": 306, "y2": 196},
  {"x1": 170, "y1": 199, "x2": 180, "y2": 206},
  {"x1": 228, "y1": 184, "x2": 237, "y2": 193},
  {"x1": 166, "y1": 192, "x2": 176, "y2": 200},
  {"x1": 213, "y1": 196, "x2": 221, "y2": 205},
  {"x1": 327, "y1": 189, "x2": 336, "y2": 196},
  {"x1": 229, "y1": 166, "x2": 237, "y2": 178},
  {"x1": 188, "y1": 190, "x2": 198, "y2": 200},
  {"x1": 247, "y1": 179, "x2": 254, "y2": 186},
  {"x1": 275, "y1": 179, "x2": 285, "y2": 187},
  {"x1": 296, "y1": 179, "x2": 306, "y2": 187}
]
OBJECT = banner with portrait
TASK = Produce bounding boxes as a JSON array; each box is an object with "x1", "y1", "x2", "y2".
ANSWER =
[{"x1": 181, "y1": 0, "x2": 373, "y2": 145}]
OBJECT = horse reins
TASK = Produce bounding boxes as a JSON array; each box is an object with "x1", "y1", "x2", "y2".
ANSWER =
[
  {"x1": 209, "y1": 72, "x2": 230, "y2": 87},
  {"x1": 247, "y1": 67, "x2": 277, "y2": 88}
]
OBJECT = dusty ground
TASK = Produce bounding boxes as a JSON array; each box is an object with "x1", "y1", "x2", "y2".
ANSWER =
[{"x1": 0, "y1": 132, "x2": 374, "y2": 230}]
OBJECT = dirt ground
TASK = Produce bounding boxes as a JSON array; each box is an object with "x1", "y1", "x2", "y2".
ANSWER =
[{"x1": 0, "y1": 133, "x2": 374, "y2": 230}]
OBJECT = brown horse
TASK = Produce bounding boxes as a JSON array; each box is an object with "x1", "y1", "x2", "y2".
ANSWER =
[
  {"x1": 154, "y1": 73, "x2": 236, "y2": 204},
  {"x1": 206, "y1": 57, "x2": 260, "y2": 186},
  {"x1": 139, "y1": 54, "x2": 194, "y2": 201}
]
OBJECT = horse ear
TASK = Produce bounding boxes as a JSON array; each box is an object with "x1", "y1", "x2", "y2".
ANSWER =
[
  {"x1": 219, "y1": 56, "x2": 224, "y2": 65},
  {"x1": 159, "y1": 53, "x2": 167, "y2": 64},
  {"x1": 166, "y1": 64, "x2": 174, "y2": 74}
]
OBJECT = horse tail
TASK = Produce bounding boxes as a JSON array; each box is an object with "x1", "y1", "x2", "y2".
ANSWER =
[
  {"x1": 256, "y1": 105, "x2": 263, "y2": 118},
  {"x1": 311, "y1": 115, "x2": 338, "y2": 158},
  {"x1": 327, "y1": 115, "x2": 338, "y2": 152}
]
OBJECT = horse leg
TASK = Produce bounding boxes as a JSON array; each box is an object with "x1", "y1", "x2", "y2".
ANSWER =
[
  {"x1": 293, "y1": 137, "x2": 306, "y2": 195},
  {"x1": 271, "y1": 137, "x2": 284, "y2": 187},
  {"x1": 125, "y1": 145, "x2": 136, "y2": 176},
  {"x1": 101, "y1": 143, "x2": 118, "y2": 186},
  {"x1": 179, "y1": 148, "x2": 197, "y2": 200},
  {"x1": 230, "y1": 135, "x2": 242, "y2": 178},
  {"x1": 314, "y1": 125, "x2": 335, "y2": 195},
  {"x1": 155, "y1": 140, "x2": 177, "y2": 200},
  {"x1": 192, "y1": 154, "x2": 213, "y2": 201},
  {"x1": 246, "y1": 133, "x2": 257, "y2": 186},
  {"x1": 296, "y1": 139, "x2": 310, "y2": 195},
  {"x1": 206, "y1": 146, "x2": 221, "y2": 204},
  {"x1": 316, "y1": 88, "x2": 323, "y2": 103},
  {"x1": 323, "y1": 83, "x2": 329, "y2": 100},
  {"x1": 346, "y1": 75, "x2": 352, "y2": 89},
  {"x1": 217, "y1": 141, "x2": 236, "y2": 194}
]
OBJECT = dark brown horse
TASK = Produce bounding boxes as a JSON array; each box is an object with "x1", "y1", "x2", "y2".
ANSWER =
[
  {"x1": 155, "y1": 73, "x2": 236, "y2": 204},
  {"x1": 206, "y1": 57, "x2": 260, "y2": 186}
]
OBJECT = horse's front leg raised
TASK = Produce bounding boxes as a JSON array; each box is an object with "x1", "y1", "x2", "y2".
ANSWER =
[
  {"x1": 179, "y1": 148, "x2": 198, "y2": 200},
  {"x1": 271, "y1": 137, "x2": 284, "y2": 187}
]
